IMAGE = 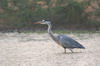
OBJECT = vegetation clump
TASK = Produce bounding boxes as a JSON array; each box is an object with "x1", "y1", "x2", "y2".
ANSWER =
[{"x1": 0, "y1": 0, "x2": 100, "y2": 32}]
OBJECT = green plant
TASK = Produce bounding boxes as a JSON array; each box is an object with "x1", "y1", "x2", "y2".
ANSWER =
[{"x1": 0, "y1": 0, "x2": 100, "y2": 31}]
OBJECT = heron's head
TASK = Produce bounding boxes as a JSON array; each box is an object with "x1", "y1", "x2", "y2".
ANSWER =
[{"x1": 34, "y1": 20, "x2": 51, "y2": 25}]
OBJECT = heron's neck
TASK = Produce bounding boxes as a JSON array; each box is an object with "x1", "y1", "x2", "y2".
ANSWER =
[{"x1": 47, "y1": 23, "x2": 56, "y2": 40}]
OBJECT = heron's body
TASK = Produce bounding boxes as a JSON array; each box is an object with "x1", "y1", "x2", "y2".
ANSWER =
[{"x1": 35, "y1": 20, "x2": 85, "y2": 53}]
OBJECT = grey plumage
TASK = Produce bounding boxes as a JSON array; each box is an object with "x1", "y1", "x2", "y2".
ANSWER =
[
  {"x1": 35, "y1": 20, "x2": 85, "y2": 53},
  {"x1": 57, "y1": 35, "x2": 85, "y2": 48}
]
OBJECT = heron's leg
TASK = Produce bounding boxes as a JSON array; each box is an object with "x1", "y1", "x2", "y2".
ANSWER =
[
  {"x1": 64, "y1": 48, "x2": 66, "y2": 53},
  {"x1": 69, "y1": 49, "x2": 73, "y2": 53}
]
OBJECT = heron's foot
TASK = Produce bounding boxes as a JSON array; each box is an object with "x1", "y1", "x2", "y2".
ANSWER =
[
  {"x1": 69, "y1": 49, "x2": 73, "y2": 53},
  {"x1": 63, "y1": 48, "x2": 74, "y2": 53}
]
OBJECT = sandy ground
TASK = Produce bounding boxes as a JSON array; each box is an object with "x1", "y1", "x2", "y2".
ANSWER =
[{"x1": 0, "y1": 32, "x2": 100, "y2": 66}]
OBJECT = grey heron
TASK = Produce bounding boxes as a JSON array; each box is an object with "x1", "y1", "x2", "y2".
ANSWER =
[{"x1": 35, "y1": 20, "x2": 85, "y2": 53}]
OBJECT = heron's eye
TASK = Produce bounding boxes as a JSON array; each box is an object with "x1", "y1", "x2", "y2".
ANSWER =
[
  {"x1": 42, "y1": 20, "x2": 45, "y2": 22},
  {"x1": 42, "y1": 20, "x2": 44, "y2": 22}
]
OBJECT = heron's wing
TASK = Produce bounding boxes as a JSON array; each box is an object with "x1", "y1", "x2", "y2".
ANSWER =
[{"x1": 57, "y1": 35, "x2": 85, "y2": 48}]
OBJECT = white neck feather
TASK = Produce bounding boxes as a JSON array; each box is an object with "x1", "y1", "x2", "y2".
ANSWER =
[{"x1": 47, "y1": 23, "x2": 56, "y2": 40}]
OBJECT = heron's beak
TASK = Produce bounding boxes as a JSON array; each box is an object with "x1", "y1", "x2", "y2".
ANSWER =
[{"x1": 34, "y1": 21, "x2": 42, "y2": 24}]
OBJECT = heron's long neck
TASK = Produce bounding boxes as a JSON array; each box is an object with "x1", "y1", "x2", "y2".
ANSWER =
[{"x1": 47, "y1": 23, "x2": 56, "y2": 40}]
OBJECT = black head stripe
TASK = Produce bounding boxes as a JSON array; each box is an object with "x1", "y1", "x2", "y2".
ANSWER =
[{"x1": 43, "y1": 20, "x2": 50, "y2": 22}]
